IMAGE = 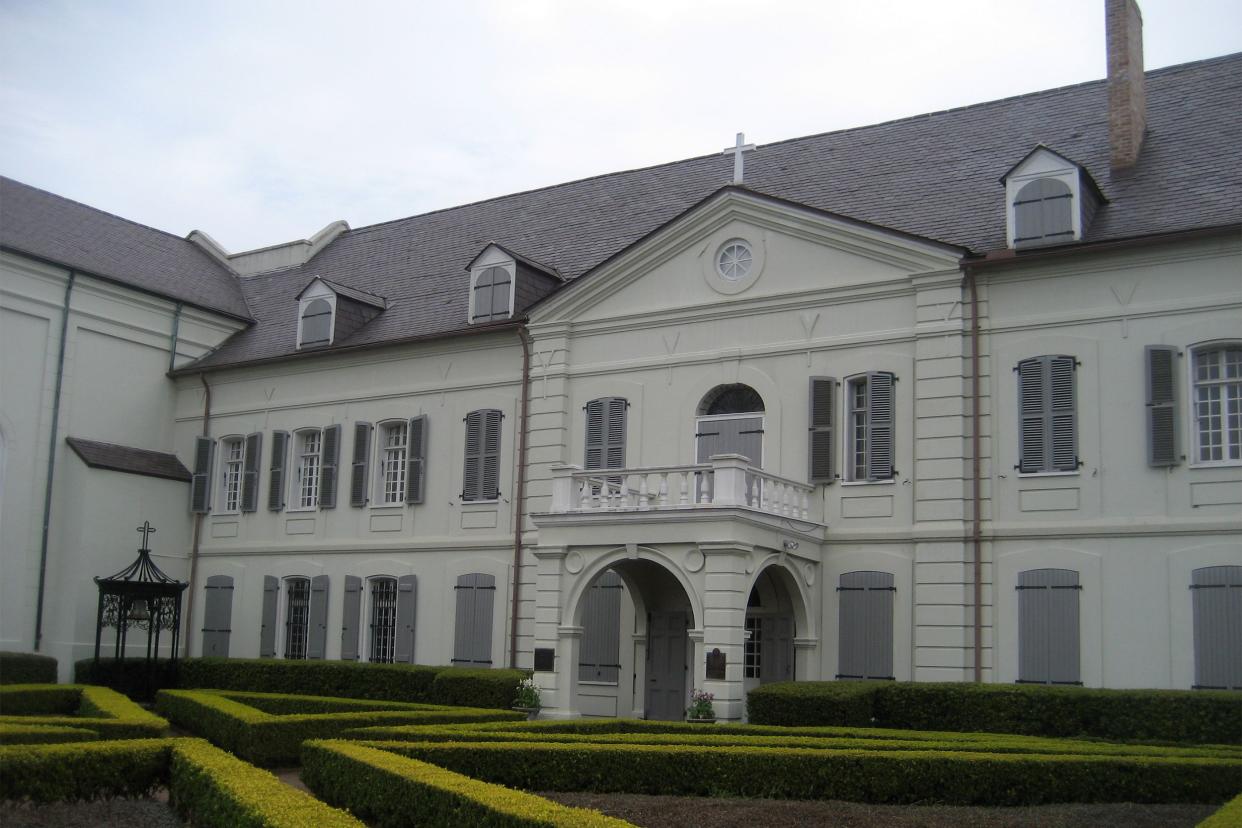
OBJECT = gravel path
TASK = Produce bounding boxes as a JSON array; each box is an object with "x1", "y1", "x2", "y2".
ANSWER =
[{"x1": 0, "y1": 797, "x2": 184, "y2": 828}]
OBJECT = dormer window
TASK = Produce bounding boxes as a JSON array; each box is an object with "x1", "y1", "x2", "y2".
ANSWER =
[
  {"x1": 471, "y1": 265, "x2": 513, "y2": 322},
  {"x1": 295, "y1": 276, "x2": 386, "y2": 349},
  {"x1": 299, "y1": 298, "x2": 334, "y2": 347},
  {"x1": 1002, "y1": 146, "x2": 1105, "y2": 250}
]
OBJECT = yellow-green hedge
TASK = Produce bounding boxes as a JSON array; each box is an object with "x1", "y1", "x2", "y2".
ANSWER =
[
  {"x1": 0, "y1": 684, "x2": 167, "y2": 739},
  {"x1": 0, "y1": 722, "x2": 98, "y2": 745},
  {"x1": 1198, "y1": 792, "x2": 1242, "y2": 827},
  {"x1": 302, "y1": 740, "x2": 634, "y2": 827},
  {"x1": 0, "y1": 738, "x2": 169, "y2": 802}
]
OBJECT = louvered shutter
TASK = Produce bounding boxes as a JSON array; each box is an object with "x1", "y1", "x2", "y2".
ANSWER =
[
  {"x1": 1019, "y1": 357, "x2": 1077, "y2": 473},
  {"x1": 585, "y1": 398, "x2": 627, "y2": 471},
  {"x1": 241, "y1": 433, "x2": 262, "y2": 512},
  {"x1": 1145, "y1": 346, "x2": 1179, "y2": 467},
  {"x1": 259, "y1": 575, "x2": 279, "y2": 657},
  {"x1": 808, "y1": 377, "x2": 836, "y2": 484},
  {"x1": 201, "y1": 575, "x2": 234, "y2": 658},
  {"x1": 837, "y1": 571, "x2": 895, "y2": 680},
  {"x1": 578, "y1": 570, "x2": 623, "y2": 683},
  {"x1": 350, "y1": 422, "x2": 372, "y2": 507},
  {"x1": 866, "y1": 372, "x2": 895, "y2": 481},
  {"x1": 268, "y1": 431, "x2": 289, "y2": 511},
  {"x1": 189, "y1": 437, "x2": 215, "y2": 513},
  {"x1": 307, "y1": 574, "x2": 330, "y2": 659},
  {"x1": 463, "y1": 411, "x2": 482, "y2": 500},
  {"x1": 482, "y1": 410, "x2": 502, "y2": 500},
  {"x1": 319, "y1": 425, "x2": 341, "y2": 508},
  {"x1": 394, "y1": 574, "x2": 417, "y2": 663},
  {"x1": 1014, "y1": 178, "x2": 1074, "y2": 246},
  {"x1": 407, "y1": 415, "x2": 427, "y2": 504},
  {"x1": 340, "y1": 575, "x2": 361, "y2": 661},
  {"x1": 1017, "y1": 568, "x2": 1081, "y2": 685},
  {"x1": 1048, "y1": 357, "x2": 1077, "y2": 472},
  {"x1": 452, "y1": 573, "x2": 495, "y2": 665},
  {"x1": 1018, "y1": 358, "x2": 1047, "y2": 473},
  {"x1": 1191, "y1": 566, "x2": 1242, "y2": 690}
]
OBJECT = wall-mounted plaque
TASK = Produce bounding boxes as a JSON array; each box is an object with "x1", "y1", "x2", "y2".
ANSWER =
[
  {"x1": 533, "y1": 647, "x2": 555, "y2": 672},
  {"x1": 705, "y1": 647, "x2": 726, "y2": 680}
]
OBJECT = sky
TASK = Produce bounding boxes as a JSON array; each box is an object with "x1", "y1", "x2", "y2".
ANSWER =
[{"x1": 2, "y1": 0, "x2": 1240, "y2": 252}]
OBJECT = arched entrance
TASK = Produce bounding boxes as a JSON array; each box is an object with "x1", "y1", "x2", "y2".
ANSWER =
[{"x1": 743, "y1": 567, "x2": 797, "y2": 693}]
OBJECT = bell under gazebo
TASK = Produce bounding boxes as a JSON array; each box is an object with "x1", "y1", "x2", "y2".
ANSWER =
[{"x1": 93, "y1": 521, "x2": 189, "y2": 666}]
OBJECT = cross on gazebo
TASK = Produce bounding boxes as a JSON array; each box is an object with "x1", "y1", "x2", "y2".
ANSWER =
[
  {"x1": 137, "y1": 521, "x2": 156, "y2": 550},
  {"x1": 721, "y1": 132, "x2": 756, "y2": 185}
]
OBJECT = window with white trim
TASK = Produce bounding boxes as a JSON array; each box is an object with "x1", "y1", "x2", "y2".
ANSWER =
[
  {"x1": 218, "y1": 437, "x2": 244, "y2": 513},
  {"x1": 470, "y1": 265, "x2": 513, "y2": 323},
  {"x1": 283, "y1": 576, "x2": 310, "y2": 660},
  {"x1": 368, "y1": 576, "x2": 398, "y2": 663},
  {"x1": 744, "y1": 616, "x2": 762, "y2": 679},
  {"x1": 1017, "y1": 355, "x2": 1078, "y2": 473},
  {"x1": 844, "y1": 372, "x2": 895, "y2": 481},
  {"x1": 377, "y1": 421, "x2": 408, "y2": 505},
  {"x1": 294, "y1": 429, "x2": 322, "y2": 509},
  {"x1": 1191, "y1": 344, "x2": 1242, "y2": 464},
  {"x1": 298, "y1": 297, "x2": 334, "y2": 347}
]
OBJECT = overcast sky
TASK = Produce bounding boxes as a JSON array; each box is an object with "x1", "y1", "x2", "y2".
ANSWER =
[{"x1": 2, "y1": 0, "x2": 1239, "y2": 252}]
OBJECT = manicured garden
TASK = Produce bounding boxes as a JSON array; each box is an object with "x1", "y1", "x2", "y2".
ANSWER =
[{"x1": 1, "y1": 655, "x2": 1239, "y2": 827}]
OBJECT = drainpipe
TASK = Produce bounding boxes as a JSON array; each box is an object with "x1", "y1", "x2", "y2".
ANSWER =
[
  {"x1": 167, "y1": 303, "x2": 183, "y2": 373},
  {"x1": 34, "y1": 270, "x2": 76, "y2": 651},
  {"x1": 966, "y1": 268, "x2": 984, "y2": 683},
  {"x1": 183, "y1": 372, "x2": 211, "y2": 657},
  {"x1": 510, "y1": 326, "x2": 533, "y2": 669}
]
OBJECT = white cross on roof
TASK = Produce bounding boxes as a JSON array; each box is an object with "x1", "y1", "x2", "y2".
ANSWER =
[{"x1": 721, "y1": 132, "x2": 756, "y2": 185}]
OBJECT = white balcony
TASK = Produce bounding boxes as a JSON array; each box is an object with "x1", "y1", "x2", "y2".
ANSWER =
[{"x1": 549, "y1": 454, "x2": 819, "y2": 523}]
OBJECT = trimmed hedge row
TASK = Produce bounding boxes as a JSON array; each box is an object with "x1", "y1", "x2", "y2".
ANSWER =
[
  {"x1": 361, "y1": 739, "x2": 1242, "y2": 806},
  {"x1": 77, "y1": 657, "x2": 528, "y2": 708},
  {"x1": 0, "y1": 684, "x2": 168, "y2": 739},
  {"x1": 1199, "y1": 792, "x2": 1242, "y2": 827},
  {"x1": 0, "y1": 651, "x2": 58, "y2": 685},
  {"x1": 746, "y1": 681, "x2": 1242, "y2": 744},
  {"x1": 0, "y1": 737, "x2": 363, "y2": 826},
  {"x1": 155, "y1": 689, "x2": 523, "y2": 765},
  {"x1": 303, "y1": 740, "x2": 634, "y2": 827},
  {"x1": 344, "y1": 722, "x2": 1240, "y2": 760},
  {"x1": 0, "y1": 723, "x2": 99, "y2": 745}
]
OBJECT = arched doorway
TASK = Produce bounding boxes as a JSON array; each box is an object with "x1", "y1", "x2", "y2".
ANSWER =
[{"x1": 743, "y1": 565, "x2": 798, "y2": 695}]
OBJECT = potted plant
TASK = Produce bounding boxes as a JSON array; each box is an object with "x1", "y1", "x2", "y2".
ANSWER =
[
  {"x1": 512, "y1": 677, "x2": 541, "y2": 720},
  {"x1": 686, "y1": 688, "x2": 716, "y2": 723}
]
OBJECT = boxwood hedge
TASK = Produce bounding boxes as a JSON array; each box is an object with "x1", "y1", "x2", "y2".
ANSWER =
[
  {"x1": 0, "y1": 684, "x2": 168, "y2": 739},
  {"x1": 0, "y1": 723, "x2": 99, "y2": 745},
  {"x1": 0, "y1": 651, "x2": 58, "y2": 685},
  {"x1": 1199, "y1": 792, "x2": 1242, "y2": 827},
  {"x1": 303, "y1": 740, "x2": 634, "y2": 827},
  {"x1": 746, "y1": 681, "x2": 1242, "y2": 744}
]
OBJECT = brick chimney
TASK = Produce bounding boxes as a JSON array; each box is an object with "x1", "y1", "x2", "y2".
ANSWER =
[{"x1": 1107, "y1": 0, "x2": 1147, "y2": 169}]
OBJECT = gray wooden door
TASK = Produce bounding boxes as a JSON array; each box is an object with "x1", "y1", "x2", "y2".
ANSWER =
[
  {"x1": 644, "y1": 611, "x2": 688, "y2": 721},
  {"x1": 201, "y1": 575, "x2": 234, "y2": 658},
  {"x1": 1192, "y1": 565, "x2": 1242, "y2": 690},
  {"x1": 760, "y1": 615, "x2": 793, "y2": 684},
  {"x1": 696, "y1": 416, "x2": 763, "y2": 466},
  {"x1": 1017, "y1": 568, "x2": 1081, "y2": 685}
]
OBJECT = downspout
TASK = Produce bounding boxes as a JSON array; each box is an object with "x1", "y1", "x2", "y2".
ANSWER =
[
  {"x1": 34, "y1": 270, "x2": 76, "y2": 650},
  {"x1": 183, "y1": 372, "x2": 211, "y2": 657},
  {"x1": 966, "y1": 268, "x2": 984, "y2": 683},
  {"x1": 510, "y1": 326, "x2": 533, "y2": 669},
  {"x1": 167, "y1": 302, "x2": 183, "y2": 373}
]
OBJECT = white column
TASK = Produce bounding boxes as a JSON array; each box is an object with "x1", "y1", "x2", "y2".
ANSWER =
[
  {"x1": 699, "y1": 542, "x2": 751, "y2": 722},
  {"x1": 550, "y1": 464, "x2": 581, "y2": 513}
]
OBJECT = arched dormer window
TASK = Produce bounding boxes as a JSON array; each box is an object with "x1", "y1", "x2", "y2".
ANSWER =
[
  {"x1": 471, "y1": 265, "x2": 513, "y2": 322},
  {"x1": 1013, "y1": 178, "x2": 1074, "y2": 247},
  {"x1": 298, "y1": 297, "x2": 334, "y2": 347}
]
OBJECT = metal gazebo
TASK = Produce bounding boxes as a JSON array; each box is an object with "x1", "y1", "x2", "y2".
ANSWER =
[{"x1": 92, "y1": 521, "x2": 189, "y2": 665}]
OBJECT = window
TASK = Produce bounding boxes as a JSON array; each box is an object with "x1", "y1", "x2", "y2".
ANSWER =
[
  {"x1": 844, "y1": 372, "x2": 894, "y2": 481},
  {"x1": 200, "y1": 575, "x2": 234, "y2": 658},
  {"x1": 837, "y1": 571, "x2": 895, "y2": 680},
  {"x1": 378, "y1": 422, "x2": 408, "y2": 505},
  {"x1": 585, "y1": 397, "x2": 627, "y2": 471},
  {"x1": 368, "y1": 577, "x2": 398, "y2": 663},
  {"x1": 1017, "y1": 355, "x2": 1077, "y2": 473},
  {"x1": 463, "y1": 409, "x2": 502, "y2": 501},
  {"x1": 283, "y1": 577, "x2": 310, "y2": 660},
  {"x1": 470, "y1": 266, "x2": 513, "y2": 322},
  {"x1": 452, "y1": 573, "x2": 495, "y2": 666},
  {"x1": 716, "y1": 240, "x2": 752, "y2": 281},
  {"x1": 294, "y1": 429, "x2": 322, "y2": 509},
  {"x1": 1012, "y1": 178, "x2": 1073, "y2": 247},
  {"x1": 1191, "y1": 566, "x2": 1242, "y2": 690},
  {"x1": 1017, "y1": 568, "x2": 1081, "y2": 685},
  {"x1": 744, "y1": 616, "x2": 762, "y2": 679},
  {"x1": 219, "y1": 438, "x2": 244, "y2": 512},
  {"x1": 298, "y1": 297, "x2": 334, "y2": 347},
  {"x1": 1191, "y1": 344, "x2": 1242, "y2": 464}
]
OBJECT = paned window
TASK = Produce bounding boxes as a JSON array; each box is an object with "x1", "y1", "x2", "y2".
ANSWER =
[
  {"x1": 378, "y1": 422, "x2": 408, "y2": 504},
  {"x1": 368, "y1": 577, "x2": 398, "y2": 663},
  {"x1": 283, "y1": 577, "x2": 310, "y2": 660},
  {"x1": 295, "y1": 430, "x2": 322, "y2": 509},
  {"x1": 744, "y1": 616, "x2": 763, "y2": 679},
  {"x1": 845, "y1": 372, "x2": 895, "y2": 481},
  {"x1": 220, "y1": 437, "x2": 244, "y2": 512},
  {"x1": 471, "y1": 266, "x2": 512, "y2": 322},
  {"x1": 1192, "y1": 345, "x2": 1242, "y2": 463}
]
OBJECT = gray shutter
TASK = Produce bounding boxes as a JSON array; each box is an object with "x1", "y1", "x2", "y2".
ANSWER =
[
  {"x1": 350, "y1": 422, "x2": 372, "y2": 507},
  {"x1": 340, "y1": 575, "x2": 362, "y2": 661},
  {"x1": 809, "y1": 377, "x2": 836, "y2": 484},
  {"x1": 189, "y1": 436, "x2": 215, "y2": 514},
  {"x1": 1018, "y1": 358, "x2": 1047, "y2": 473},
  {"x1": 201, "y1": 575, "x2": 234, "y2": 658},
  {"x1": 1191, "y1": 566, "x2": 1242, "y2": 690},
  {"x1": 319, "y1": 424, "x2": 342, "y2": 508},
  {"x1": 482, "y1": 410, "x2": 502, "y2": 499},
  {"x1": 241, "y1": 432, "x2": 262, "y2": 512},
  {"x1": 865, "y1": 372, "x2": 894, "y2": 481},
  {"x1": 1014, "y1": 178, "x2": 1074, "y2": 245},
  {"x1": 453, "y1": 573, "x2": 495, "y2": 665},
  {"x1": 407, "y1": 416, "x2": 427, "y2": 505},
  {"x1": 585, "y1": 398, "x2": 627, "y2": 471},
  {"x1": 578, "y1": 570, "x2": 623, "y2": 683},
  {"x1": 1146, "y1": 345, "x2": 1179, "y2": 467},
  {"x1": 837, "y1": 571, "x2": 894, "y2": 680},
  {"x1": 585, "y1": 400, "x2": 604, "y2": 469},
  {"x1": 394, "y1": 574, "x2": 417, "y2": 663},
  {"x1": 307, "y1": 574, "x2": 330, "y2": 659},
  {"x1": 1017, "y1": 568, "x2": 1081, "y2": 685},
  {"x1": 268, "y1": 431, "x2": 289, "y2": 511},
  {"x1": 259, "y1": 575, "x2": 279, "y2": 657},
  {"x1": 1049, "y1": 356, "x2": 1077, "y2": 472},
  {"x1": 463, "y1": 411, "x2": 482, "y2": 500}
]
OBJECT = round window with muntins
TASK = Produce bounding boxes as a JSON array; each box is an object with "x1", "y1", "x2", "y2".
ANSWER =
[{"x1": 716, "y1": 240, "x2": 752, "y2": 281}]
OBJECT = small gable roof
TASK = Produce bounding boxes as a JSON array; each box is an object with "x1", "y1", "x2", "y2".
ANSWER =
[
  {"x1": 65, "y1": 437, "x2": 192, "y2": 482},
  {"x1": 1000, "y1": 144, "x2": 1108, "y2": 203},
  {"x1": 295, "y1": 276, "x2": 388, "y2": 309},
  {"x1": 466, "y1": 243, "x2": 564, "y2": 280}
]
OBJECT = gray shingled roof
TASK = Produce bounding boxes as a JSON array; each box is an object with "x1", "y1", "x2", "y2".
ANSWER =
[
  {"x1": 65, "y1": 437, "x2": 192, "y2": 482},
  {"x1": 0, "y1": 178, "x2": 251, "y2": 320}
]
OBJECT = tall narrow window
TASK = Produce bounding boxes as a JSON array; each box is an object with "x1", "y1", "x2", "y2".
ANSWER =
[
  {"x1": 295, "y1": 429, "x2": 322, "y2": 509},
  {"x1": 219, "y1": 437, "x2": 244, "y2": 513},
  {"x1": 578, "y1": 570, "x2": 622, "y2": 683},
  {"x1": 452, "y1": 573, "x2": 495, "y2": 666},
  {"x1": 1017, "y1": 568, "x2": 1081, "y2": 685},
  {"x1": 845, "y1": 372, "x2": 895, "y2": 481},
  {"x1": 298, "y1": 298, "x2": 334, "y2": 347},
  {"x1": 378, "y1": 422, "x2": 408, "y2": 504},
  {"x1": 284, "y1": 577, "x2": 311, "y2": 660},
  {"x1": 463, "y1": 410, "x2": 502, "y2": 501},
  {"x1": 1191, "y1": 565, "x2": 1242, "y2": 690},
  {"x1": 1017, "y1": 356, "x2": 1078, "y2": 473},
  {"x1": 470, "y1": 266, "x2": 513, "y2": 322},
  {"x1": 744, "y1": 616, "x2": 763, "y2": 679},
  {"x1": 837, "y1": 571, "x2": 895, "y2": 680},
  {"x1": 369, "y1": 577, "x2": 398, "y2": 663},
  {"x1": 1191, "y1": 345, "x2": 1242, "y2": 464}
]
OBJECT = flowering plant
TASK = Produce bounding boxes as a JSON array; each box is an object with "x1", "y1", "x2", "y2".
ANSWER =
[
  {"x1": 686, "y1": 688, "x2": 716, "y2": 719},
  {"x1": 513, "y1": 677, "x2": 541, "y2": 709}
]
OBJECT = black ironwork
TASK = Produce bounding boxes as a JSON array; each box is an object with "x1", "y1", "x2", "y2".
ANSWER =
[{"x1": 93, "y1": 521, "x2": 189, "y2": 675}]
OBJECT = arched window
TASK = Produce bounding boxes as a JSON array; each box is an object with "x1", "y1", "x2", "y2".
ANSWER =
[
  {"x1": 696, "y1": 384, "x2": 765, "y2": 468},
  {"x1": 698, "y1": 384, "x2": 765, "y2": 416},
  {"x1": 299, "y1": 298, "x2": 333, "y2": 347},
  {"x1": 1013, "y1": 178, "x2": 1073, "y2": 247}
]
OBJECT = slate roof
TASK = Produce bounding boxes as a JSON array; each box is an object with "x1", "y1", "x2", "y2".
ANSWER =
[
  {"x1": 0, "y1": 178, "x2": 251, "y2": 320},
  {"x1": 65, "y1": 437, "x2": 192, "y2": 482}
]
